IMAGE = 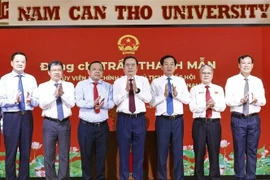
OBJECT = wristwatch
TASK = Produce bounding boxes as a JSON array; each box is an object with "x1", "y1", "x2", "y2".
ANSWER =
[{"x1": 135, "y1": 88, "x2": 141, "y2": 94}]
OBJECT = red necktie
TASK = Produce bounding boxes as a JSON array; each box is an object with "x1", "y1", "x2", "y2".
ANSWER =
[
  {"x1": 205, "y1": 85, "x2": 212, "y2": 118},
  {"x1": 129, "y1": 79, "x2": 136, "y2": 113},
  {"x1": 93, "y1": 82, "x2": 100, "y2": 113}
]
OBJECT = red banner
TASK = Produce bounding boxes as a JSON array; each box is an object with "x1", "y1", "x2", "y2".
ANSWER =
[{"x1": 0, "y1": 26, "x2": 269, "y2": 176}]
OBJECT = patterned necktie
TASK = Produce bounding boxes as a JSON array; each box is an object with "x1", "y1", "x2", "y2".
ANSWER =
[
  {"x1": 243, "y1": 78, "x2": 249, "y2": 115},
  {"x1": 18, "y1": 75, "x2": 25, "y2": 111},
  {"x1": 93, "y1": 82, "x2": 100, "y2": 113},
  {"x1": 129, "y1": 79, "x2": 136, "y2": 113},
  {"x1": 166, "y1": 77, "x2": 173, "y2": 115},
  {"x1": 55, "y1": 83, "x2": 64, "y2": 120},
  {"x1": 205, "y1": 85, "x2": 212, "y2": 118}
]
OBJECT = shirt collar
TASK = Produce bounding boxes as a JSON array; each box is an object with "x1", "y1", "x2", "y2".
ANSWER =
[
  {"x1": 11, "y1": 71, "x2": 26, "y2": 77},
  {"x1": 238, "y1": 73, "x2": 251, "y2": 80},
  {"x1": 49, "y1": 79, "x2": 63, "y2": 85},
  {"x1": 124, "y1": 75, "x2": 138, "y2": 81},
  {"x1": 162, "y1": 75, "x2": 175, "y2": 80},
  {"x1": 88, "y1": 78, "x2": 102, "y2": 84},
  {"x1": 200, "y1": 83, "x2": 213, "y2": 88}
]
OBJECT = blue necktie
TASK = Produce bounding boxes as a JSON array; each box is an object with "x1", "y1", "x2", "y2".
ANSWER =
[
  {"x1": 18, "y1": 75, "x2": 25, "y2": 111},
  {"x1": 166, "y1": 77, "x2": 174, "y2": 115},
  {"x1": 55, "y1": 83, "x2": 64, "y2": 120}
]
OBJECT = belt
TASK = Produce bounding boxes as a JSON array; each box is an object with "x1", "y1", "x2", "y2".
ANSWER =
[
  {"x1": 195, "y1": 117, "x2": 220, "y2": 122},
  {"x1": 231, "y1": 112, "x2": 258, "y2": 119},
  {"x1": 45, "y1": 116, "x2": 69, "y2": 123},
  {"x1": 80, "y1": 119, "x2": 107, "y2": 127},
  {"x1": 118, "y1": 112, "x2": 146, "y2": 118},
  {"x1": 4, "y1": 110, "x2": 31, "y2": 116},
  {"x1": 159, "y1": 114, "x2": 183, "y2": 120}
]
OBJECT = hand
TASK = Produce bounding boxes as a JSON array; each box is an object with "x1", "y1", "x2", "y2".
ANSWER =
[
  {"x1": 206, "y1": 98, "x2": 215, "y2": 109},
  {"x1": 15, "y1": 90, "x2": 22, "y2": 103},
  {"x1": 172, "y1": 83, "x2": 178, "y2": 97},
  {"x1": 125, "y1": 78, "x2": 131, "y2": 92},
  {"x1": 240, "y1": 92, "x2": 249, "y2": 104},
  {"x1": 26, "y1": 92, "x2": 31, "y2": 104},
  {"x1": 132, "y1": 78, "x2": 138, "y2": 92},
  {"x1": 94, "y1": 96, "x2": 100, "y2": 106},
  {"x1": 164, "y1": 83, "x2": 169, "y2": 97},
  {"x1": 54, "y1": 83, "x2": 64, "y2": 97},
  {"x1": 58, "y1": 83, "x2": 64, "y2": 96},
  {"x1": 100, "y1": 98, "x2": 105, "y2": 105},
  {"x1": 125, "y1": 77, "x2": 135, "y2": 92},
  {"x1": 94, "y1": 97, "x2": 104, "y2": 110},
  {"x1": 249, "y1": 93, "x2": 258, "y2": 105}
]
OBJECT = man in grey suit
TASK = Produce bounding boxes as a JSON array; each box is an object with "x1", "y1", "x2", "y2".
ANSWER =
[{"x1": 38, "y1": 60, "x2": 75, "y2": 179}]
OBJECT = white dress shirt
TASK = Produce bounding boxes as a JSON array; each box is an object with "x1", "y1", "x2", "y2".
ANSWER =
[
  {"x1": 150, "y1": 75, "x2": 191, "y2": 116},
  {"x1": 75, "y1": 78, "x2": 114, "y2": 122},
  {"x1": 113, "y1": 75, "x2": 152, "y2": 114},
  {"x1": 38, "y1": 80, "x2": 75, "y2": 119},
  {"x1": 225, "y1": 73, "x2": 266, "y2": 114},
  {"x1": 189, "y1": 83, "x2": 226, "y2": 118},
  {"x1": 0, "y1": 71, "x2": 38, "y2": 111}
]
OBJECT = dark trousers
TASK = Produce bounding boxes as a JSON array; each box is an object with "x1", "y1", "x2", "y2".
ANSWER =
[
  {"x1": 192, "y1": 118, "x2": 221, "y2": 180},
  {"x1": 3, "y1": 112, "x2": 33, "y2": 180},
  {"x1": 155, "y1": 116, "x2": 184, "y2": 180},
  {"x1": 78, "y1": 119, "x2": 109, "y2": 180},
  {"x1": 116, "y1": 113, "x2": 146, "y2": 180},
  {"x1": 231, "y1": 114, "x2": 260, "y2": 180},
  {"x1": 43, "y1": 118, "x2": 71, "y2": 180}
]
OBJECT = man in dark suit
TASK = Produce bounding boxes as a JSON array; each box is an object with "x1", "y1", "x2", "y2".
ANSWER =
[
  {"x1": 225, "y1": 55, "x2": 266, "y2": 180},
  {"x1": 150, "y1": 55, "x2": 190, "y2": 180},
  {"x1": 113, "y1": 56, "x2": 152, "y2": 180},
  {"x1": 0, "y1": 52, "x2": 38, "y2": 180},
  {"x1": 189, "y1": 65, "x2": 226, "y2": 180},
  {"x1": 38, "y1": 60, "x2": 75, "y2": 179},
  {"x1": 75, "y1": 61, "x2": 114, "y2": 179}
]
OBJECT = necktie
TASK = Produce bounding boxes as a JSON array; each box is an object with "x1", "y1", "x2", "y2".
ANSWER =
[
  {"x1": 55, "y1": 83, "x2": 64, "y2": 120},
  {"x1": 243, "y1": 78, "x2": 249, "y2": 115},
  {"x1": 18, "y1": 75, "x2": 25, "y2": 111},
  {"x1": 166, "y1": 78, "x2": 173, "y2": 115},
  {"x1": 93, "y1": 82, "x2": 100, "y2": 113},
  {"x1": 205, "y1": 85, "x2": 212, "y2": 118},
  {"x1": 129, "y1": 79, "x2": 136, "y2": 113}
]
